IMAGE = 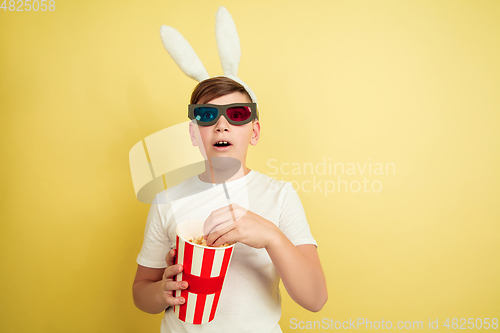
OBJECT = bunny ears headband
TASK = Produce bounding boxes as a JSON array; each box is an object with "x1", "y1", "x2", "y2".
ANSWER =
[{"x1": 160, "y1": 6, "x2": 258, "y2": 106}]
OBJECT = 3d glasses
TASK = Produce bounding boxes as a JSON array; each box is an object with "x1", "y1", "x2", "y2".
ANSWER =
[{"x1": 188, "y1": 103, "x2": 258, "y2": 126}]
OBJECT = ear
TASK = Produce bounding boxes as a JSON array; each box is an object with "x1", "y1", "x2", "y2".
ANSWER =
[
  {"x1": 215, "y1": 6, "x2": 240, "y2": 77},
  {"x1": 250, "y1": 120, "x2": 260, "y2": 146},
  {"x1": 189, "y1": 121, "x2": 198, "y2": 146},
  {"x1": 160, "y1": 25, "x2": 210, "y2": 82}
]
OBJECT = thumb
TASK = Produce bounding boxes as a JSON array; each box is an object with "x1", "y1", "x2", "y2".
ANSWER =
[{"x1": 165, "y1": 248, "x2": 176, "y2": 266}]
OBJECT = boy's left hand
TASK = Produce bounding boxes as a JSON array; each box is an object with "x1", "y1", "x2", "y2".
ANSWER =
[{"x1": 203, "y1": 203, "x2": 279, "y2": 249}]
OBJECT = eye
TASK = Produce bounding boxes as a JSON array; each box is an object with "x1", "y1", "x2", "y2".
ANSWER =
[
  {"x1": 194, "y1": 107, "x2": 218, "y2": 122},
  {"x1": 202, "y1": 112, "x2": 215, "y2": 121},
  {"x1": 227, "y1": 106, "x2": 251, "y2": 122},
  {"x1": 232, "y1": 112, "x2": 243, "y2": 119}
]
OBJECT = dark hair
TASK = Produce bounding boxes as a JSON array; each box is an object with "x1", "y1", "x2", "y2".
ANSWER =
[{"x1": 190, "y1": 76, "x2": 252, "y2": 105}]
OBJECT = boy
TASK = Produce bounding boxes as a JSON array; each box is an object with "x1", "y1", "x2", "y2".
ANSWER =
[{"x1": 133, "y1": 77, "x2": 327, "y2": 332}]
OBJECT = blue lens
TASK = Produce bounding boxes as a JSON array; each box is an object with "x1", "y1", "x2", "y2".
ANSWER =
[{"x1": 194, "y1": 107, "x2": 219, "y2": 122}]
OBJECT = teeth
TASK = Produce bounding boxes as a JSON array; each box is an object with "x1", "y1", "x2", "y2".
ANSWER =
[{"x1": 216, "y1": 141, "x2": 228, "y2": 145}]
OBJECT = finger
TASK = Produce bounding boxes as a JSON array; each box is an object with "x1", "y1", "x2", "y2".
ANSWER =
[
  {"x1": 203, "y1": 204, "x2": 250, "y2": 239},
  {"x1": 163, "y1": 263, "x2": 183, "y2": 279},
  {"x1": 211, "y1": 227, "x2": 238, "y2": 247},
  {"x1": 204, "y1": 204, "x2": 248, "y2": 235},
  {"x1": 203, "y1": 210, "x2": 232, "y2": 236},
  {"x1": 162, "y1": 280, "x2": 189, "y2": 292},
  {"x1": 209, "y1": 206, "x2": 251, "y2": 235},
  {"x1": 206, "y1": 222, "x2": 236, "y2": 246},
  {"x1": 205, "y1": 219, "x2": 235, "y2": 239},
  {"x1": 164, "y1": 294, "x2": 186, "y2": 306},
  {"x1": 165, "y1": 248, "x2": 176, "y2": 266},
  {"x1": 206, "y1": 204, "x2": 230, "y2": 218}
]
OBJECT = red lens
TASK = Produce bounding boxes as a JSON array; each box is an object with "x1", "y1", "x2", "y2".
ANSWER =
[{"x1": 226, "y1": 106, "x2": 251, "y2": 122}]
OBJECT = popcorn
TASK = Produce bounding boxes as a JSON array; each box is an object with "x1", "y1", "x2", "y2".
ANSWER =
[
  {"x1": 188, "y1": 236, "x2": 230, "y2": 247},
  {"x1": 175, "y1": 220, "x2": 236, "y2": 324}
]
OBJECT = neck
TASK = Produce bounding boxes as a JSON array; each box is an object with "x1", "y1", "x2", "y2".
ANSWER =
[{"x1": 198, "y1": 159, "x2": 250, "y2": 183}]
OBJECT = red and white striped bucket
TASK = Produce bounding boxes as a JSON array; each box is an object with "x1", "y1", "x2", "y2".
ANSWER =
[{"x1": 174, "y1": 220, "x2": 235, "y2": 324}]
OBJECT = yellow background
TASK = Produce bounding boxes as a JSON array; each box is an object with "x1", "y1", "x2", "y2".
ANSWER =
[{"x1": 1, "y1": 0, "x2": 499, "y2": 332}]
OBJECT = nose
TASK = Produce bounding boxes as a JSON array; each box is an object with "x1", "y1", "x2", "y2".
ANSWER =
[{"x1": 214, "y1": 114, "x2": 230, "y2": 132}]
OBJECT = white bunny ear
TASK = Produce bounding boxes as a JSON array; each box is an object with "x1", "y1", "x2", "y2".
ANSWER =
[
  {"x1": 215, "y1": 6, "x2": 241, "y2": 76},
  {"x1": 160, "y1": 25, "x2": 210, "y2": 82}
]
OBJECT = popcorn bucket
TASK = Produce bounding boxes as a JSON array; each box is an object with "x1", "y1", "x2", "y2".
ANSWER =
[{"x1": 174, "y1": 220, "x2": 235, "y2": 324}]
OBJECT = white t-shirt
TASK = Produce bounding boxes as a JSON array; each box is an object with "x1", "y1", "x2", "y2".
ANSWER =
[{"x1": 137, "y1": 170, "x2": 317, "y2": 333}]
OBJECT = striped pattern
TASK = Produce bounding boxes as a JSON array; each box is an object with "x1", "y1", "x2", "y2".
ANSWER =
[{"x1": 174, "y1": 235, "x2": 234, "y2": 325}]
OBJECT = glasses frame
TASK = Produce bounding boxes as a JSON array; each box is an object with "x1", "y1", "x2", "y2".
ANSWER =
[{"x1": 188, "y1": 103, "x2": 259, "y2": 126}]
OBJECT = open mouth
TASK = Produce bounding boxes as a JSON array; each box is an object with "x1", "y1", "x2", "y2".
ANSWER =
[
  {"x1": 213, "y1": 140, "x2": 232, "y2": 151},
  {"x1": 213, "y1": 140, "x2": 232, "y2": 148}
]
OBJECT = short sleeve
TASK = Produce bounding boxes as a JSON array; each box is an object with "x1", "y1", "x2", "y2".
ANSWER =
[
  {"x1": 136, "y1": 195, "x2": 172, "y2": 268},
  {"x1": 278, "y1": 182, "x2": 317, "y2": 247}
]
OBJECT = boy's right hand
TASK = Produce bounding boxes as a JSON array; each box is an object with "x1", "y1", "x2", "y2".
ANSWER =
[{"x1": 160, "y1": 248, "x2": 189, "y2": 307}]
